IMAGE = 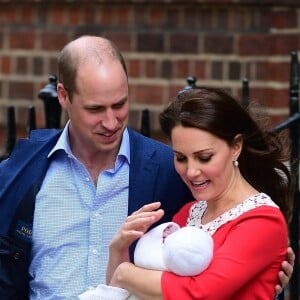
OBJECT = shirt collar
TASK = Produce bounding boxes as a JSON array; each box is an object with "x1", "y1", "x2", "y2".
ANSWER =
[
  {"x1": 48, "y1": 121, "x2": 130, "y2": 164},
  {"x1": 48, "y1": 120, "x2": 72, "y2": 158}
]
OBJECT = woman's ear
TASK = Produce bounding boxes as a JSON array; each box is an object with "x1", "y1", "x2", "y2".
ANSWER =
[
  {"x1": 232, "y1": 134, "x2": 243, "y2": 159},
  {"x1": 57, "y1": 83, "x2": 69, "y2": 109}
]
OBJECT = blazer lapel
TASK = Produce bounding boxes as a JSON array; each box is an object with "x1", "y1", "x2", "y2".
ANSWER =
[{"x1": 127, "y1": 129, "x2": 159, "y2": 215}]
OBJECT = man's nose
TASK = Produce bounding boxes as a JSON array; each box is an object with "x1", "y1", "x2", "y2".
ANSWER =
[{"x1": 102, "y1": 109, "x2": 118, "y2": 130}]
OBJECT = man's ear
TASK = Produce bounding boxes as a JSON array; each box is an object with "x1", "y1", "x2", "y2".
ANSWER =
[{"x1": 57, "y1": 83, "x2": 69, "y2": 109}]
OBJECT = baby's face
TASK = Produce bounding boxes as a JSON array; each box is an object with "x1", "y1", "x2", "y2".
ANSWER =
[{"x1": 162, "y1": 224, "x2": 178, "y2": 243}]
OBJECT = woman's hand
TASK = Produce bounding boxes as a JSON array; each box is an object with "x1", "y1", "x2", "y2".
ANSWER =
[
  {"x1": 110, "y1": 202, "x2": 165, "y2": 253},
  {"x1": 110, "y1": 262, "x2": 163, "y2": 300},
  {"x1": 106, "y1": 202, "x2": 164, "y2": 284}
]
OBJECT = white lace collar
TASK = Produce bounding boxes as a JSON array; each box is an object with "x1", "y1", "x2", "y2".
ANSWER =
[{"x1": 186, "y1": 193, "x2": 278, "y2": 236}]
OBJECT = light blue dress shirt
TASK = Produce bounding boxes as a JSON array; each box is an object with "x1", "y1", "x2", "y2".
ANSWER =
[{"x1": 29, "y1": 123, "x2": 130, "y2": 299}]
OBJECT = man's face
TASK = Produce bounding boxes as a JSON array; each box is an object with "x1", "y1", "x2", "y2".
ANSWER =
[{"x1": 58, "y1": 59, "x2": 129, "y2": 156}]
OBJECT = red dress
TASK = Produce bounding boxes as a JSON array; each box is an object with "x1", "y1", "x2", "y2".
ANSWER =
[{"x1": 161, "y1": 193, "x2": 288, "y2": 300}]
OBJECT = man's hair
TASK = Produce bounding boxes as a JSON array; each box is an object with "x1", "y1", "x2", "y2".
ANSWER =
[{"x1": 57, "y1": 35, "x2": 127, "y2": 101}]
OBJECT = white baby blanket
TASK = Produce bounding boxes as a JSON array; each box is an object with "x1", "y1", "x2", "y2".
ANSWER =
[{"x1": 78, "y1": 222, "x2": 213, "y2": 300}]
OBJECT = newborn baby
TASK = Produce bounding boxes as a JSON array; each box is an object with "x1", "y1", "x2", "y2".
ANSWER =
[{"x1": 78, "y1": 222, "x2": 214, "y2": 300}]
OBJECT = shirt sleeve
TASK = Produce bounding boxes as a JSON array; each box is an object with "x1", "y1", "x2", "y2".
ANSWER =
[{"x1": 162, "y1": 206, "x2": 288, "y2": 300}]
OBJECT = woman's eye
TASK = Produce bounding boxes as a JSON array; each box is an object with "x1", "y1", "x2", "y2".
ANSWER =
[
  {"x1": 199, "y1": 156, "x2": 212, "y2": 163},
  {"x1": 175, "y1": 156, "x2": 186, "y2": 162}
]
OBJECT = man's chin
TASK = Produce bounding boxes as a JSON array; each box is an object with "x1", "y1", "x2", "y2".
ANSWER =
[{"x1": 97, "y1": 137, "x2": 122, "y2": 152}]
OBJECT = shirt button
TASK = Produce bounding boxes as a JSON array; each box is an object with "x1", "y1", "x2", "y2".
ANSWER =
[
  {"x1": 92, "y1": 249, "x2": 99, "y2": 255},
  {"x1": 85, "y1": 177, "x2": 90, "y2": 182}
]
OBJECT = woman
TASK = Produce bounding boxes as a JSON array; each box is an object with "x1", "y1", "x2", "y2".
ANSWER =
[{"x1": 107, "y1": 87, "x2": 293, "y2": 299}]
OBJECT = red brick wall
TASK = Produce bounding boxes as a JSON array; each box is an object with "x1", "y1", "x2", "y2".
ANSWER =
[{"x1": 0, "y1": 0, "x2": 299, "y2": 139}]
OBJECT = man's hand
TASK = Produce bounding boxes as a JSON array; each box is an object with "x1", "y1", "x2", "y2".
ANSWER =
[{"x1": 275, "y1": 247, "x2": 295, "y2": 295}]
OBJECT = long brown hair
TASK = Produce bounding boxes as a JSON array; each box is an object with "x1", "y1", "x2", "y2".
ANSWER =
[{"x1": 159, "y1": 87, "x2": 293, "y2": 221}]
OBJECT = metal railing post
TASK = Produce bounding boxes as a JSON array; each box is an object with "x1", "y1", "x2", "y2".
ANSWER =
[
  {"x1": 27, "y1": 106, "x2": 36, "y2": 135},
  {"x1": 140, "y1": 109, "x2": 151, "y2": 138},
  {"x1": 288, "y1": 51, "x2": 299, "y2": 300},
  {"x1": 38, "y1": 75, "x2": 61, "y2": 129},
  {"x1": 242, "y1": 78, "x2": 249, "y2": 108},
  {"x1": 5, "y1": 106, "x2": 16, "y2": 156}
]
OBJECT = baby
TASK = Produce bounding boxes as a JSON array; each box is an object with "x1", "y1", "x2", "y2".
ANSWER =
[{"x1": 78, "y1": 222, "x2": 214, "y2": 300}]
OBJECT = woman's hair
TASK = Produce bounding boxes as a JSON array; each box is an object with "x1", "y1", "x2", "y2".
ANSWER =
[
  {"x1": 57, "y1": 35, "x2": 127, "y2": 101},
  {"x1": 159, "y1": 87, "x2": 293, "y2": 221}
]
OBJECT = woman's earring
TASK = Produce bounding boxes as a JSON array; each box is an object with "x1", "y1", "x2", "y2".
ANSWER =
[{"x1": 233, "y1": 160, "x2": 239, "y2": 167}]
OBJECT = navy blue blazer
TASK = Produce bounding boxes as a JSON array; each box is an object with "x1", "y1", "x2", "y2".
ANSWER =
[{"x1": 0, "y1": 127, "x2": 192, "y2": 299}]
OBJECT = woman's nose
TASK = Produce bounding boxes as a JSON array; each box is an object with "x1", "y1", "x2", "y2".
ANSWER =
[{"x1": 186, "y1": 163, "x2": 201, "y2": 178}]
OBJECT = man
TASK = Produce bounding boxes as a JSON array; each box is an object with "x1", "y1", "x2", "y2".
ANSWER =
[{"x1": 0, "y1": 35, "x2": 294, "y2": 299}]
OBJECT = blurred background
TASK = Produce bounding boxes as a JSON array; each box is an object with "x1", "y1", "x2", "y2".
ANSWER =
[{"x1": 0, "y1": 0, "x2": 299, "y2": 135}]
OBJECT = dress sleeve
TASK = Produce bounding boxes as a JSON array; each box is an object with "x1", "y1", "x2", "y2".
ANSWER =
[{"x1": 162, "y1": 206, "x2": 288, "y2": 300}]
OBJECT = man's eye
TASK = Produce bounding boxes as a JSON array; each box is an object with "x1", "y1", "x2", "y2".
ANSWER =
[
  {"x1": 87, "y1": 107, "x2": 104, "y2": 113},
  {"x1": 113, "y1": 102, "x2": 125, "y2": 109}
]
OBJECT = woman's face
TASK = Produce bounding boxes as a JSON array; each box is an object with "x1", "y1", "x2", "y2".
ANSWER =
[{"x1": 171, "y1": 125, "x2": 241, "y2": 202}]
